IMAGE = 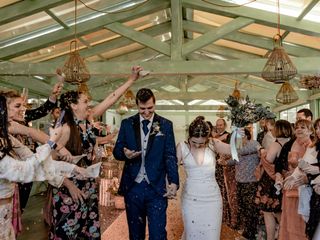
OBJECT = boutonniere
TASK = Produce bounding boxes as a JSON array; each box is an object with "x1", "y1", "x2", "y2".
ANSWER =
[{"x1": 150, "y1": 122, "x2": 164, "y2": 136}]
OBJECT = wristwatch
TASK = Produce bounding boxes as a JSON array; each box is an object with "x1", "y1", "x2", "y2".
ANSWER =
[{"x1": 47, "y1": 140, "x2": 57, "y2": 150}]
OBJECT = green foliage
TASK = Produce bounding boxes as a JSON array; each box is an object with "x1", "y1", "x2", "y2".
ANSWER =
[{"x1": 225, "y1": 95, "x2": 276, "y2": 127}]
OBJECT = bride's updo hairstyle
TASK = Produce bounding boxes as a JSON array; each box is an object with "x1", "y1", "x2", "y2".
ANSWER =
[{"x1": 188, "y1": 116, "x2": 211, "y2": 139}]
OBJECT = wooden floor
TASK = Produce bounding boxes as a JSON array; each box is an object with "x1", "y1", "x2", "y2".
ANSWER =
[{"x1": 18, "y1": 194, "x2": 240, "y2": 240}]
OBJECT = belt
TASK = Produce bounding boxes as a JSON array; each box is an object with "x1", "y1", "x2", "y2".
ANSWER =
[{"x1": 0, "y1": 197, "x2": 12, "y2": 205}]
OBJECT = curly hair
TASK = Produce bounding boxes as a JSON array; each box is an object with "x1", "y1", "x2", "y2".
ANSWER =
[
  {"x1": 59, "y1": 91, "x2": 84, "y2": 155},
  {"x1": 0, "y1": 95, "x2": 12, "y2": 160}
]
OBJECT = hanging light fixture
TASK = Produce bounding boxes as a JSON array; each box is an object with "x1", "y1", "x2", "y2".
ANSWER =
[
  {"x1": 216, "y1": 105, "x2": 226, "y2": 118},
  {"x1": 261, "y1": 0, "x2": 297, "y2": 83},
  {"x1": 299, "y1": 75, "x2": 320, "y2": 90},
  {"x1": 116, "y1": 102, "x2": 129, "y2": 115},
  {"x1": 231, "y1": 81, "x2": 241, "y2": 100},
  {"x1": 276, "y1": 82, "x2": 298, "y2": 104},
  {"x1": 123, "y1": 89, "x2": 136, "y2": 108},
  {"x1": 62, "y1": 0, "x2": 91, "y2": 93}
]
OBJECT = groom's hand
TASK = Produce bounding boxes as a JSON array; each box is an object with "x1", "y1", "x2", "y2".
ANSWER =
[
  {"x1": 124, "y1": 147, "x2": 142, "y2": 159},
  {"x1": 163, "y1": 183, "x2": 177, "y2": 199}
]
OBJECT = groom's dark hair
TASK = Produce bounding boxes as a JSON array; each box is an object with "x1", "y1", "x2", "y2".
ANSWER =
[{"x1": 136, "y1": 88, "x2": 155, "y2": 104}]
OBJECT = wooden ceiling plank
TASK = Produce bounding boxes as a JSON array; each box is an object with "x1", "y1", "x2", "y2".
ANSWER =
[
  {"x1": 296, "y1": 0, "x2": 320, "y2": 21},
  {"x1": 183, "y1": 20, "x2": 320, "y2": 57},
  {"x1": 45, "y1": 9, "x2": 69, "y2": 29},
  {"x1": 48, "y1": 22, "x2": 171, "y2": 63},
  {"x1": 1, "y1": 57, "x2": 320, "y2": 76},
  {"x1": 0, "y1": 0, "x2": 170, "y2": 60},
  {"x1": 171, "y1": 0, "x2": 184, "y2": 60},
  {"x1": 182, "y1": 17, "x2": 255, "y2": 56},
  {"x1": 105, "y1": 22, "x2": 170, "y2": 56},
  {"x1": 0, "y1": 0, "x2": 73, "y2": 25},
  {"x1": 182, "y1": 0, "x2": 320, "y2": 36}
]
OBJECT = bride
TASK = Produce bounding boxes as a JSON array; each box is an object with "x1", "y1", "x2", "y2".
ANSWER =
[{"x1": 177, "y1": 116, "x2": 232, "y2": 240}]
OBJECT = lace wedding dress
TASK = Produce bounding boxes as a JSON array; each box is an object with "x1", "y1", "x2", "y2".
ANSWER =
[{"x1": 180, "y1": 142, "x2": 222, "y2": 240}]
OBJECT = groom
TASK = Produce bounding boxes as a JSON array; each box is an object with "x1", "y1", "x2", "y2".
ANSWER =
[{"x1": 113, "y1": 88, "x2": 179, "y2": 240}]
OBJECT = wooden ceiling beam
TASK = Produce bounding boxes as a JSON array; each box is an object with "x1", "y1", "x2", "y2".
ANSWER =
[
  {"x1": 0, "y1": 0, "x2": 170, "y2": 60},
  {"x1": 182, "y1": 17, "x2": 254, "y2": 56},
  {"x1": 1, "y1": 57, "x2": 319, "y2": 76},
  {"x1": 0, "y1": 0, "x2": 73, "y2": 25},
  {"x1": 183, "y1": 0, "x2": 320, "y2": 36},
  {"x1": 183, "y1": 20, "x2": 320, "y2": 57}
]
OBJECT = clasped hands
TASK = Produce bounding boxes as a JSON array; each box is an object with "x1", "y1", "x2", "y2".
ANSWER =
[{"x1": 163, "y1": 183, "x2": 178, "y2": 199}]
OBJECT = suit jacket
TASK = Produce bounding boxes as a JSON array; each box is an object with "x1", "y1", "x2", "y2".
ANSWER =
[{"x1": 113, "y1": 113, "x2": 179, "y2": 196}]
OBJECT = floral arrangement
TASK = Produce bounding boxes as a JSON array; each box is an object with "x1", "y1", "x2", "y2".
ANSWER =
[
  {"x1": 225, "y1": 95, "x2": 275, "y2": 128},
  {"x1": 225, "y1": 95, "x2": 275, "y2": 161},
  {"x1": 150, "y1": 122, "x2": 164, "y2": 136}
]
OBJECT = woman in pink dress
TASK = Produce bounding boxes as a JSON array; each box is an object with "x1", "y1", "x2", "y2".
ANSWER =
[{"x1": 275, "y1": 119, "x2": 312, "y2": 240}]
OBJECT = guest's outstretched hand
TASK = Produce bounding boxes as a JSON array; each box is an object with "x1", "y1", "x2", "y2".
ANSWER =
[{"x1": 129, "y1": 66, "x2": 144, "y2": 82}]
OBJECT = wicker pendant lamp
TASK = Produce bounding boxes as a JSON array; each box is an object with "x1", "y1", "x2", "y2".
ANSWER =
[
  {"x1": 261, "y1": 0, "x2": 297, "y2": 83},
  {"x1": 231, "y1": 81, "x2": 241, "y2": 99},
  {"x1": 123, "y1": 90, "x2": 136, "y2": 108},
  {"x1": 62, "y1": 0, "x2": 91, "y2": 92},
  {"x1": 299, "y1": 75, "x2": 320, "y2": 89},
  {"x1": 276, "y1": 82, "x2": 298, "y2": 104},
  {"x1": 216, "y1": 105, "x2": 226, "y2": 118}
]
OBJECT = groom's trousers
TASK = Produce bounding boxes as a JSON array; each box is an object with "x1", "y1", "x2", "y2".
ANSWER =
[{"x1": 124, "y1": 180, "x2": 168, "y2": 240}]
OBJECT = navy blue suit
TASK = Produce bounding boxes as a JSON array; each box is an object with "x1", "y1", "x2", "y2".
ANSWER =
[{"x1": 113, "y1": 113, "x2": 179, "y2": 240}]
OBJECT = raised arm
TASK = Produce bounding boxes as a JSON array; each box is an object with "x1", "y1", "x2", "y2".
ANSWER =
[
  {"x1": 91, "y1": 66, "x2": 143, "y2": 118},
  {"x1": 212, "y1": 138, "x2": 231, "y2": 155}
]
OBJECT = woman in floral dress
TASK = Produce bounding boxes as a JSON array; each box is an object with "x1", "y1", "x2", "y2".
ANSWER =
[
  {"x1": 256, "y1": 120, "x2": 293, "y2": 240},
  {"x1": 49, "y1": 66, "x2": 143, "y2": 239}
]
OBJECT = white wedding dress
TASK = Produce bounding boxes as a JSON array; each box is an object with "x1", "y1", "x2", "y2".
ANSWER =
[{"x1": 180, "y1": 142, "x2": 222, "y2": 240}]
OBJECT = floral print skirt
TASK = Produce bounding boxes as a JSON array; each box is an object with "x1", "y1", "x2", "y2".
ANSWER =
[
  {"x1": 49, "y1": 178, "x2": 100, "y2": 240},
  {"x1": 0, "y1": 202, "x2": 15, "y2": 240}
]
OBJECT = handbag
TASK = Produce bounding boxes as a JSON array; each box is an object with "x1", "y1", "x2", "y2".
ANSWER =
[{"x1": 254, "y1": 163, "x2": 264, "y2": 181}]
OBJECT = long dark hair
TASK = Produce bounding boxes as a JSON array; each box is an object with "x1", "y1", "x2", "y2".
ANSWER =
[
  {"x1": 0, "y1": 95, "x2": 13, "y2": 160},
  {"x1": 59, "y1": 91, "x2": 83, "y2": 155}
]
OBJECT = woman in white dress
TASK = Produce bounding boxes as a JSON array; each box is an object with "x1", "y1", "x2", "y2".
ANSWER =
[
  {"x1": 0, "y1": 95, "x2": 96, "y2": 240},
  {"x1": 177, "y1": 116, "x2": 231, "y2": 240}
]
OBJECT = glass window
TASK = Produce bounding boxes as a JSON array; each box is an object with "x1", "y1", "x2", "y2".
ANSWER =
[{"x1": 280, "y1": 103, "x2": 310, "y2": 123}]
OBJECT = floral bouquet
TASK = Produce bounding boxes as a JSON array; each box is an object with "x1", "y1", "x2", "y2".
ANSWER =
[{"x1": 225, "y1": 95, "x2": 275, "y2": 161}]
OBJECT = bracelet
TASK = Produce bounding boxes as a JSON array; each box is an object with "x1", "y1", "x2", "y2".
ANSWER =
[{"x1": 47, "y1": 140, "x2": 57, "y2": 150}]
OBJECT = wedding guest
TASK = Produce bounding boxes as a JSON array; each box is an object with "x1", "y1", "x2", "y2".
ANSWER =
[
  {"x1": 257, "y1": 119, "x2": 267, "y2": 144},
  {"x1": 296, "y1": 108, "x2": 313, "y2": 121},
  {"x1": 215, "y1": 118, "x2": 238, "y2": 229},
  {"x1": 292, "y1": 118, "x2": 320, "y2": 240},
  {"x1": 1, "y1": 81, "x2": 63, "y2": 213},
  {"x1": 275, "y1": 119, "x2": 313, "y2": 240},
  {"x1": 224, "y1": 127, "x2": 260, "y2": 240},
  {"x1": 177, "y1": 116, "x2": 234, "y2": 239},
  {"x1": 49, "y1": 66, "x2": 143, "y2": 239},
  {"x1": 113, "y1": 88, "x2": 179, "y2": 240},
  {"x1": 256, "y1": 120, "x2": 293, "y2": 240},
  {"x1": 0, "y1": 94, "x2": 91, "y2": 240},
  {"x1": 262, "y1": 118, "x2": 276, "y2": 150}
]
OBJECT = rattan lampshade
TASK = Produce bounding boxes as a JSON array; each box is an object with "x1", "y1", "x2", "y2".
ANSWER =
[
  {"x1": 116, "y1": 102, "x2": 128, "y2": 115},
  {"x1": 231, "y1": 81, "x2": 241, "y2": 100},
  {"x1": 261, "y1": 35, "x2": 297, "y2": 84},
  {"x1": 123, "y1": 90, "x2": 135, "y2": 108},
  {"x1": 299, "y1": 75, "x2": 320, "y2": 90},
  {"x1": 62, "y1": 41, "x2": 90, "y2": 84},
  {"x1": 216, "y1": 105, "x2": 226, "y2": 118},
  {"x1": 276, "y1": 81, "x2": 298, "y2": 104}
]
